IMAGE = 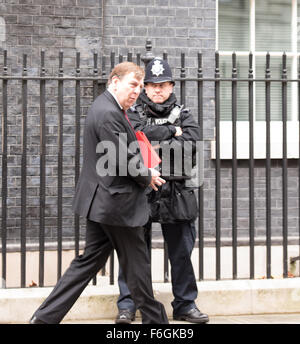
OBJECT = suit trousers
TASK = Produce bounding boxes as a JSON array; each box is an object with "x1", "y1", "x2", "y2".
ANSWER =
[
  {"x1": 33, "y1": 219, "x2": 168, "y2": 324},
  {"x1": 117, "y1": 221, "x2": 198, "y2": 316}
]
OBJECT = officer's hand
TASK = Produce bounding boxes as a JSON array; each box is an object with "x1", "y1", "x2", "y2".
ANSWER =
[
  {"x1": 149, "y1": 168, "x2": 165, "y2": 191},
  {"x1": 175, "y1": 126, "x2": 183, "y2": 136}
]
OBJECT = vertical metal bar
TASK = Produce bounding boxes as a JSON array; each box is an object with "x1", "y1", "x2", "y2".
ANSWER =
[
  {"x1": 1, "y1": 50, "x2": 8, "y2": 288},
  {"x1": 163, "y1": 241, "x2": 169, "y2": 282},
  {"x1": 21, "y1": 54, "x2": 28, "y2": 288},
  {"x1": 98, "y1": 54, "x2": 107, "y2": 96},
  {"x1": 100, "y1": 55, "x2": 107, "y2": 278},
  {"x1": 282, "y1": 53, "x2": 288, "y2": 278},
  {"x1": 180, "y1": 52, "x2": 186, "y2": 106},
  {"x1": 127, "y1": 52, "x2": 133, "y2": 62},
  {"x1": 161, "y1": 50, "x2": 169, "y2": 282},
  {"x1": 232, "y1": 52, "x2": 238, "y2": 279},
  {"x1": 163, "y1": 243, "x2": 169, "y2": 283},
  {"x1": 215, "y1": 52, "x2": 221, "y2": 280},
  {"x1": 98, "y1": 55, "x2": 106, "y2": 276},
  {"x1": 57, "y1": 50, "x2": 64, "y2": 281},
  {"x1": 109, "y1": 52, "x2": 116, "y2": 285},
  {"x1": 297, "y1": 56, "x2": 300, "y2": 274},
  {"x1": 298, "y1": 56, "x2": 300, "y2": 277},
  {"x1": 93, "y1": 51, "x2": 99, "y2": 100},
  {"x1": 74, "y1": 51, "x2": 81, "y2": 258},
  {"x1": 136, "y1": 53, "x2": 141, "y2": 66},
  {"x1": 102, "y1": 54, "x2": 107, "y2": 76},
  {"x1": 110, "y1": 51, "x2": 115, "y2": 71},
  {"x1": 92, "y1": 52, "x2": 99, "y2": 286},
  {"x1": 265, "y1": 52, "x2": 272, "y2": 279},
  {"x1": 248, "y1": 52, "x2": 255, "y2": 279},
  {"x1": 108, "y1": 251, "x2": 114, "y2": 285},
  {"x1": 197, "y1": 52, "x2": 204, "y2": 281},
  {"x1": 39, "y1": 50, "x2": 46, "y2": 287}
]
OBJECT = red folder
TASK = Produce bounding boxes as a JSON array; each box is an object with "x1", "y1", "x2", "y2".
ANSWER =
[{"x1": 136, "y1": 130, "x2": 161, "y2": 168}]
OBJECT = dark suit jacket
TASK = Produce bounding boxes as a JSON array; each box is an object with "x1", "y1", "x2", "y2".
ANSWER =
[{"x1": 72, "y1": 90, "x2": 152, "y2": 227}]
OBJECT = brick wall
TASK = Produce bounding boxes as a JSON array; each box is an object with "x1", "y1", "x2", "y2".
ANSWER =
[
  {"x1": 0, "y1": 0, "x2": 217, "y2": 245},
  {"x1": 0, "y1": 0, "x2": 104, "y2": 244},
  {"x1": 0, "y1": 0, "x2": 103, "y2": 73},
  {"x1": 1, "y1": 0, "x2": 298, "y2": 247}
]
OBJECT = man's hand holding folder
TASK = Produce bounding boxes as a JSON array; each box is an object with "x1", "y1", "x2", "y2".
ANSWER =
[{"x1": 149, "y1": 168, "x2": 165, "y2": 191}]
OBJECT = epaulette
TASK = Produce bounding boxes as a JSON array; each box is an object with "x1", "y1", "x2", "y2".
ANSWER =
[
  {"x1": 129, "y1": 104, "x2": 139, "y2": 113},
  {"x1": 181, "y1": 107, "x2": 190, "y2": 113},
  {"x1": 175, "y1": 104, "x2": 190, "y2": 113}
]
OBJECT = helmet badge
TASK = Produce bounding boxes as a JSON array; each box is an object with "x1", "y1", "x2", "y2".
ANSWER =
[{"x1": 151, "y1": 60, "x2": 165, "y2": 77}]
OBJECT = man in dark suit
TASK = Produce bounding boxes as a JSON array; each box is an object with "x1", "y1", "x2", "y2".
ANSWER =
[{"x1": 29, "y1": 61, "x2": 169, "y2": 324}]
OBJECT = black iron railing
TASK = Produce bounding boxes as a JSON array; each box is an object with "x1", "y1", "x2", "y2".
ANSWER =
[{"x1": 1, "y1": 42, "x2": 300, "y2": 288}]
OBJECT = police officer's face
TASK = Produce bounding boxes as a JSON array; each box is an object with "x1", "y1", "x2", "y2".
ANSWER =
[
  {"x1": 144, "y1": 82, "x2": 174, "y2": 104},
  {"x1": 112, "y1": 72, "x2": 144, "y2": 110}
]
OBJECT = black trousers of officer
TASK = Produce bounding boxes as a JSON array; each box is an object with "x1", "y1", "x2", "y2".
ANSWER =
[
  {"x1": 118, "y1": 221, "x2": 198, "y2": 316},
  {"x1": 32, "y1": 219, "x2": 168, "y2": 324}
]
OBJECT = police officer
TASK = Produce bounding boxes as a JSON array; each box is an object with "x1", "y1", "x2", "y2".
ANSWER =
[{"x1": 115, "y1": 58, "x2": 209, "y2": 324}]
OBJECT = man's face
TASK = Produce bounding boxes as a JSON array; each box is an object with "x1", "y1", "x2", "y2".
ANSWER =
[
  {"x1": 144, "y1": 82, "x2": 174, "y2": 104},
  {"x1": 112, "y1": 72, "x2": 144, "y2": 110}
]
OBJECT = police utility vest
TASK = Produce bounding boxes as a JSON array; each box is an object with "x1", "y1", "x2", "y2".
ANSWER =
[{"x1": 133, "y1": 103, "x2": 195, "y2": 180}]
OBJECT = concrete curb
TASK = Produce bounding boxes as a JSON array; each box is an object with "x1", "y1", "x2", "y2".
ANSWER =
[{"x1": 1, "y1": 278, "x2": 300, "y2": 323}]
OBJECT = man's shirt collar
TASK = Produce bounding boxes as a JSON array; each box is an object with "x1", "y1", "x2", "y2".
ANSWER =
[{"x1": 107, "y1": 88, "x2": 123, "y2": 110}]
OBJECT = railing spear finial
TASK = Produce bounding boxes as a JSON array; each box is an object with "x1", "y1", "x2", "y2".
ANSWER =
[{"x1": 141, "y1": 38, "x2": 155, "y2": 68}]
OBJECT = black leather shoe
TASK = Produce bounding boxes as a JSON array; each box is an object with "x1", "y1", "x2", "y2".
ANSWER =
[
  {"x1": 174, "y1": 308, "x2": 209, "y2": 324},
  {"x1": 115, "y1": 309, "x2": 136, "y2": 324},
  {"x1": 29, "y1": 316, "x2": 47, "y2": 324}
]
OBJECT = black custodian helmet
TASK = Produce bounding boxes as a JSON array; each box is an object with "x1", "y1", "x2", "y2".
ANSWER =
[{"x1": 144, "y1": 57, "x2": 175, "y2": 84}]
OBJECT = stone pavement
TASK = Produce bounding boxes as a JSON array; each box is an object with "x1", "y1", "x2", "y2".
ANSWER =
[
  {"x1": 62, "y1": 313, "x2": 300, "y2": 324},
  {"x1": 2, "y1": 278, "x2": 300, "y2": 324}
]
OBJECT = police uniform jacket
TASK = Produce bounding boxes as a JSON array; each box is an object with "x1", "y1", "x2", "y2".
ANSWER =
[
  {"x1": 127, "y1": 91, "x2": 201, "y2": 223},
  {"x1": 72, "y1": 90, "x2": 152, "y2": 227},
  {"x1": 128, "y1": 92, "x2": 201, "y2": 180}
]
